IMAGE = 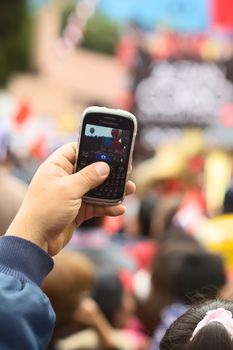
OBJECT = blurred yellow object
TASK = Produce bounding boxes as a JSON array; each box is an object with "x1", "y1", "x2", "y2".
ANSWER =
[
  {"x1": 204, "y1": 150, "x2": 232, "y2": 213},
  {"x1": 133, "y1": 130, "x2": 204, "y2": 196},
  {"x1": 180, "y1": 129, "x2": 204, "y2": 157},
  {"x1": 58, "y1": 114, "x2": 77, "y2": 133},
  {"x1": 133, "y1": 142, "x2": 186, "y2": 195},
  {"x1": 201, "y1": 40, "x2": 221, "y2": 61},
  {"x1": 196, "y1": 214, "x2": 233, "y2": 271}
]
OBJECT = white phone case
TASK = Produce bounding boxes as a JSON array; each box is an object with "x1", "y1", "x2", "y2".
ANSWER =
[{"x1": 76, "y1": 106, "x2": 137, "y2": 205}]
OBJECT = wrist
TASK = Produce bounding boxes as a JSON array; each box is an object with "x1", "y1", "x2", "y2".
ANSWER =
[{"x1": 6, "y1": 215, "x2": 49, "y2": 254}]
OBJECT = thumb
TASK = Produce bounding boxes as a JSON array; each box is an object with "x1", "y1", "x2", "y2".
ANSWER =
[{"x1": 70, "y1": 162, "x2": 110, "y2": 198}]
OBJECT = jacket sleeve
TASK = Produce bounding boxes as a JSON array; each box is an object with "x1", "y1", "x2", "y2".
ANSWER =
[{"x1": 0, "y1": 235, "x2": 55, "y2": 350}]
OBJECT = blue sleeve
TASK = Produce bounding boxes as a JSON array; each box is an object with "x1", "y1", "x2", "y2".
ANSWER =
[{"x1": 0, "y1": 235, "x2": 55, "y2": 350}]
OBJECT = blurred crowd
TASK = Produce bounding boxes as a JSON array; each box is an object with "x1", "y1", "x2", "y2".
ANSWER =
[
  {"x1": 1, "y1": 123, "x2": 233, "y2": 350},
  {"x1": 2, "y1": 1, "x2": 233, "y2": 349}
]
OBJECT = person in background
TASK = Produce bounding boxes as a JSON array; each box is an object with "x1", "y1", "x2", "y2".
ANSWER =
[
  {"x1": 42, "y1": 251, "x2": 95, "y2": 349},
  {"x1": 118, "y1": 193, "x2": 181, "y2": 271},
  {"x1": 57, "y1": 271, "x2": 148, "y2": 350},
  {"x1": 113, "y1": 194, "x2": 159, "y2": 272},
  {"x1": 149, "y1": 231, "x2": 226, "y2": 350},
  {"x1": 160, "y1": 299, "x2": 233, "y2": 350},
  {"x1": 91, "y1": 271, "x2": 135, "y2": 330},
  {"x1": 135, "y1": 227, "x2": 189, "y2": 336},
  {"x1": 0, "y1": 142, "x2": 135, "y2": 349}
]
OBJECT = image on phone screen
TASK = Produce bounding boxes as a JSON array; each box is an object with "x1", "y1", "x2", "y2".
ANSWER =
[{"x1": 77, "y1": 122, "x2": 133, "y2": 201}]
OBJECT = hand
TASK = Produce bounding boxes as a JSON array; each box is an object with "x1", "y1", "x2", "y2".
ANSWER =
[
  {"x1": 75, "y1": 298, "x2": 115, "y2": 349},
  {"x1": 6, "y1": 143, "x2": 135, "y2": 256},
  {"x1": 75, "y1": 298, "x2": 102, "y2": 327}
]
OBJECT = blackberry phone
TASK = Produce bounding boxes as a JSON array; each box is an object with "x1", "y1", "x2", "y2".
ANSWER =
[{"x1": 75, "y1": 106, "x2": 137, "y2": 205}]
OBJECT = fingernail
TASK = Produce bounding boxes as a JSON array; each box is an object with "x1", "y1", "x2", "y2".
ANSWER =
[{"x1": 95, "y1": 162, "x2": 109, "y2": 176}]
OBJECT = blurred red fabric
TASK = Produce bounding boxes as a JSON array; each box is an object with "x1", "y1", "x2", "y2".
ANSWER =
[{"x1": 212, "y1": 0, "x2": 233, "y2": 30}]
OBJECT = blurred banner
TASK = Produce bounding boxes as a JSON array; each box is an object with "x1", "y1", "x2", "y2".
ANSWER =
[
  {"x1": 151, "y1": 0, "x2": 208, "y2": 32},
  {"x1": 29, "y1": 0, "x2": 233, "y2": 33},
  {"x1": 99, "y1": 0, "x2": 209, "y2": 32},
  {"x1": 128, "y1": 54, "x2": 233, "y2": 154},
  {"x1": 213, "y1": 0, "x2": 233, "y2": 30}
]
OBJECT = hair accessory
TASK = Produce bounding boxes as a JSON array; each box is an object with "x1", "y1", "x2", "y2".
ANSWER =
[{"x1": 190, "y1": 308, "x2": 233, "y2": 340}]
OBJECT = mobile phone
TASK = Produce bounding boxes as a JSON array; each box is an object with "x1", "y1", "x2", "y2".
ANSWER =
[{"x1": 75, "y1": 106, "x2": 137, "y2": 205}]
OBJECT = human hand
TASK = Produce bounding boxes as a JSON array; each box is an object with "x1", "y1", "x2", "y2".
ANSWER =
[
  {"x1": 75, "y1": 298, "x2": 103, "y2": 327},
  {"x1": 75, "y1": 298, "x2": 115, "y2": 349},
  {"x1": 6, "y1": 143, "x2": 135, "y2": 256}
]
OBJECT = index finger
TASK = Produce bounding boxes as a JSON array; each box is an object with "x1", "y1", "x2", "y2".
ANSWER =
[
  {"x1": 44, "y1": 142, "x2": 77, "y2": 174},
  {"x1": 47, "y1": 142, "x2": 77, "y2": 164}
]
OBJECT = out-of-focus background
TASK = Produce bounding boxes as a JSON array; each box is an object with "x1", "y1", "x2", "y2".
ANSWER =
[{"x1": 3, "y1": 1, "x2": 233, "y2": 349}]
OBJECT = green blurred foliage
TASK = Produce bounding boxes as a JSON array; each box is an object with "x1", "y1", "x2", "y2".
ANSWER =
[
  {"x1": 0, "y1": 0, "x2": 31, "y2": 86},
  {"x1": 81, "y1": 14, "x2": 119, "y2": 55}
]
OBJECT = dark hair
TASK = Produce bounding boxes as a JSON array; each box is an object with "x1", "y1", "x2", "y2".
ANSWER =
[
  {"x1": 160, "y1": 299, "x2": 233, "y2": 350},
  {"x1": 79, "y1": 216, "x2": 104, "y2": 229},
  {"x1": 223, "y1": 186, "x2": 233, "y2": 214},
  {"x1": 149, "y1": 232, "x2": 226, "y2": 336},
  {"x1": 160, "y1": 225, "x2": 198, "y2": 244},
  {"x1": 138, "y1": 194, "x2": 158, "y2": 238},
  {"x1": 91, "y1": 272, "x2": 123, "y2": 325},
  {"x1": 151, "y1": 235, "x2": 226, "y2": 303}
]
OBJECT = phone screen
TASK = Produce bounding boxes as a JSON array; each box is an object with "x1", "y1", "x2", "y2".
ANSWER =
[{"x1": 76, "y1": 112, "x2": 135, "y2": 201}]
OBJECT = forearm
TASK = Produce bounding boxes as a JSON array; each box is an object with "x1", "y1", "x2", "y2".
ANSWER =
[
  {"x1": 0, "y1": 235, "x2": 55, "y2": 349},
  {"x1": 5, "y1": 206, "x2": 49, "y2": 253}
]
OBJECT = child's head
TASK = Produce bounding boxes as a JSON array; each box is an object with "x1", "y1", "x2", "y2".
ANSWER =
[
  {"x1": 151, "y1": 232, "x2": 226, "y2": 305},
  {"x1": 139, "y1": 231, "x2": 226, "y2": 336},
  {"x1": 160, "y1": 299, "x2": 233, "y2": 350}
]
